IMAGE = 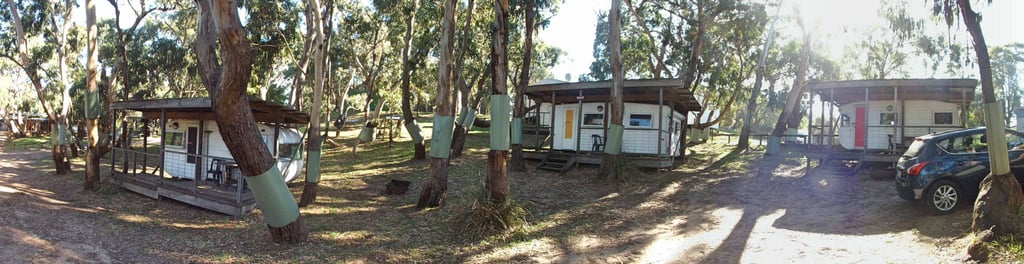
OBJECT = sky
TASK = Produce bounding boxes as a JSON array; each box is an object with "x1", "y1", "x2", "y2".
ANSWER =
[{"x1": 537, "y1": 0, "x2": 1024, "y2": 81}]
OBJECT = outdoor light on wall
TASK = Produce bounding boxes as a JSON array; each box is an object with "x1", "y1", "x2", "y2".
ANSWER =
[
  {"x1": 597, "y1": 105, "x2": 604, "y2": 112},
  {"x1": 170, "y1": 122, "x2": 179, "y2": 130},
  {"x1": 886, "y1": 105, "x2": 894, "y2": 112}
]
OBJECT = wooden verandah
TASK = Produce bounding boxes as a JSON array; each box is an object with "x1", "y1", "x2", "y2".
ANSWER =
[
  {"x1": 804, "y1": 79, "x2": 977, "y2": 168},
  {"x1": 108, "y1": 97, "x2": 308, "y2": 215}
]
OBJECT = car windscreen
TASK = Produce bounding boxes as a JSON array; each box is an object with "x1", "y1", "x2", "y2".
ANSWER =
[{"x1": 903, "y1": 140, "x2": 927, "y2": 158}]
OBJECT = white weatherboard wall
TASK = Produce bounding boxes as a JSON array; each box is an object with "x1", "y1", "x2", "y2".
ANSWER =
[
  {"x1": 837, "y1": 100, "x2": 961, "y2": 150},
  {"x1": 162, "y1": 120, "x2": 303, "y2": 181},
  {"x1": 546, "y1": 102, "x2": 685, "y2": 156}
]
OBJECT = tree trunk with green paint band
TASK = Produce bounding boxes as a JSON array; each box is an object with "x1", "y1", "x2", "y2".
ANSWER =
[
  {"x1": 248, "y1": 164, "x2": 300, "y2": 228},
  {"x1": 462, "y1": 109, "x2": 477, "y2": 131},
  {"x1": 985, "y1": 102, "x2": 1011, "y2": 175},
  {"x1": 490, "y1": 95, "x2": 511, "y2": 150},
  {"x1": 85, "y1": 89, "x2": 101, "y2": 119},
  {"x1": 511, "y1": 118, "x2": 522, "y2": 144},
  {"x1": 430, "y1": 115, "x2": 456, "y2": 158},
  {"x1": 404, "y1": 120, "x2": 424, "y2": 143},
  {"x1": 305, "y1": 150, "x2": 322, "y2": 183},
  {"x1": 357, "y1": 126, "x2": 376, "y2": 143},
  {"x1": 604, "y1": 124, "x2": 623, "y2": 155},
  {"x1": 457, "y1": 106, "x2": 469, "y2": 126}
]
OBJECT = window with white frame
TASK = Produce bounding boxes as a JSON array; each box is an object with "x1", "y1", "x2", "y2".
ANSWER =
[
  {"x1": 934, "y1": 112, "x2": 954, "y2": 125},
  {"x1": 165, "y1": 131, "x2": 184, "y2": 148},
  {"x1": 628, "y1": 114, "x2": 653, "y2": 128},
  {"x1": 583, "y1": 113, "x2": 604, "y2": 126}
]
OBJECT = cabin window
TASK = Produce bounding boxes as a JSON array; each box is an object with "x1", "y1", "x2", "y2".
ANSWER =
[
  {"x1": 879, "y1": 113, "x2": 897, "y2": 125},
  {"x1": 628, "y1": 114, "x2": 653, "y2": 128},
  {"x1": 583, "y1": 114, "x2": 604, "y2": 126},
  {"x1": 840, "y1": 115, "x2": 850, "y2": 127},
  {"x1": 278, "y1": 143, "x2": 302, "y2": 159},
  {"x1": 165, "y1": 131, "x2": 184, "y2": 148},
  {"x1": 934, "y1": 112, "x2": 954, "y2": 125}
]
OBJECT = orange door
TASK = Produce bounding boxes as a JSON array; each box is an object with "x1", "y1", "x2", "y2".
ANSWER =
[{"x1": 564, "y1": 109, "x2": 574, "y2": 139}]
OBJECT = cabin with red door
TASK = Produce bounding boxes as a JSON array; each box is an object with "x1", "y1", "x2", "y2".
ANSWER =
[{"x1": 806, "y1": 79, "x2": 977, "y2": 155}]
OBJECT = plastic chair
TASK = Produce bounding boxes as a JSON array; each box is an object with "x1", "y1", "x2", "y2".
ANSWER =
[
  {"x1": 887, "y1": 134, "x2": 905, "y2": 155},
  {"x1": 207, "y1": 158, "x2": 224, "y2": 184},
  {"x1": 592, "y1": 134, "x2": 605, "y2": 152}
]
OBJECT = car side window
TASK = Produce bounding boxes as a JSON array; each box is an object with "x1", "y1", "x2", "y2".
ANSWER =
[
  {"x1": 937, "y1": 134, "x2": 987, "y2": 154},
  {"x1": 1008, "y1": 131, "x2": 1024, "y2": 150}
]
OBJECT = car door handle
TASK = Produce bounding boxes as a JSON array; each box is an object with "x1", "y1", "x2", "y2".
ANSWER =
[{"x1": 957, "y1": 161, "x2": 966, "y2": 166}]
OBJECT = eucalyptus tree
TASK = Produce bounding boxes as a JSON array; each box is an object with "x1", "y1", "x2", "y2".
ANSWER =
[
  {"x1": 449, "y1": 0, "x2": 479, "y2": 159},
  {"x1": 990, "y1": 43, "x2": 1023, "y2": 127},
  {"x1": 193, "y1": 0, "x2": 306, "y2": 243},
  {"x1": 599, "y1": 0, "x2": 624, "y2": 180},
  {"x1": 589, "y1": 0, "x2": 768, "y2": 134},
  {"x1": 417, "y1": 0, "x2": 457, "y2": 208},
  {"x1": 930, "y1": 1, "x2": 1022, "y2": 252},
  {"x1": 485, "y1": 0, "x2": 512, "y2": 202},
  {"x1": 246, "y1": 0, "x2": 300, "y2": 102},
  {"x1": 299, "y1": 0, "x2": 332, "y2": 207},
  {"x1": 84, "y1": 0, "x2": 103, "y2": 189},
  {"x1": 1, "y1": 0, "x2": 81, "y2": 174}
]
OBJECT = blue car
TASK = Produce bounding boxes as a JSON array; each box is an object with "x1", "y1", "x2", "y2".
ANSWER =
[{"x1": 894, "y1": 127, "x2": 1024, "y2": 214}]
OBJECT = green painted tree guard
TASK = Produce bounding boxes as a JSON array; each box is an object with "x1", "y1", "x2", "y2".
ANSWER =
[
  {"x1": 430, "y1": 115, "x2": 456, "y2": 158},
  {"x1": 490, "y1": 95, "x2": 511, "y2": 150},
  {"x1": 457, "y1": 107, "x2": 469, "y2": 126},
  {"x1": 604, "y1": 124, "x2": 624, "y2": 155},
  {"x1": 404, "y1": 120, "x2": 424, "y2": 143},
  {"x1": 462, "y1": 109, "x2": 477, "y2": 131},
  {"x1": 985, "y1": 102, "x2": 1011, "y2": 175},
  {"x1": 511, "y1": 118, "x2": 523, "y2": 144},
  {"x1": 357, "y1": 126, "x2": 376, "y2": 143},
  {"x1": 85, "y1": 89, "x2": 101, "y2": 119},
  {"x1": 247, "y1": 164, "x2": 300, "y2": 227},
  {"x1": 306, "y1": 149, "x2": 322, "y2": 183}
]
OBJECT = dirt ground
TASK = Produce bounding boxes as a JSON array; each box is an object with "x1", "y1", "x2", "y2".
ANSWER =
[{"x1": 0, "y1": 132, "x2": 975, "y2": 263}]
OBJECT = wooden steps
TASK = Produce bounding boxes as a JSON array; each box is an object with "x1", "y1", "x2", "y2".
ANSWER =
[{"x1": 537, "y1": 152, "x2": 575, "y2": 172}]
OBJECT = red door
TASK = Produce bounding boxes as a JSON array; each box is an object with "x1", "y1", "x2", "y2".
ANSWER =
[{"x1": 855, "y1": 107, "x2": 866, "y2": 148}]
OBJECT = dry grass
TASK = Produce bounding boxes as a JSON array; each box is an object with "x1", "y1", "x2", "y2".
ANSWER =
[
  {"x1": 1, "y1": 117, "x2": 740, "y2": 263},
  {"x1": 5, "y1": 120, "x2": 1000, "y2": 262}
]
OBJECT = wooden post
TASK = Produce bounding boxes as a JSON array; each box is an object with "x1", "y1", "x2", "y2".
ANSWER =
[{"x1": 657, "y1": 87, "x2": 663, "y2": 157}]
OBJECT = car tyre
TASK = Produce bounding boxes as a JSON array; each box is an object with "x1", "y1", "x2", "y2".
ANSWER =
[{"x1": 926, "y1": 179, "x2": 961, "y2": 215}]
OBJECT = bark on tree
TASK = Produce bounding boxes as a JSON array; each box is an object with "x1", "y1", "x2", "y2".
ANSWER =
[
  {"x1": 300, "y1": 0, "x2": 328, "y2": 207},
  {"x1": 417, "y1": 0, "x2": 458, "y2": 208},
  {"x1": 486, "y1": 0, "x2": 511, "y2": 204},
  {"x1": 449, "y1": 0, "x2": 477, "y2": 159},
  {"x1": 400, "y1": 1, "x2": 427, "y2": 160},
  {"x1": 84, "y1": 0, "x2": 103, "y2": 189},
  {"x1": 4, "y1": 0, "x2": 70, "y2": 174},
  {"x1": 510, "y1": 0, "x2": 536, "y2": 172},
  {"x1": 195, "y1": 0, "x2": 306, "y2": 243},
  {"x1": 956, "y1": 0, "x2": 1024, "y2": 242},
  {"x1": 738, "y1": 10, "x2": 779, "y2": 150},
  {"x1": 770, "y1": 34, "x2": 811, "y2": 137},
  {"x1": 599, "y1": 0, "x2": 625, "y2": 180}
]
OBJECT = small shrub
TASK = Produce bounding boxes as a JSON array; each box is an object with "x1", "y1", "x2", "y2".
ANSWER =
[
  {"x1": 988, "y1": 235, "x2": 1024, "y2": 262},
  {"x1": 455, "y1": 192, "x2": 532, "y2": 239}
]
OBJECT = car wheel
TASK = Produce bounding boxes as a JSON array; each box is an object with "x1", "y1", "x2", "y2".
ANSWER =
[{"x1": 926, "y1": 180, "x2": 961, "y2": 214}]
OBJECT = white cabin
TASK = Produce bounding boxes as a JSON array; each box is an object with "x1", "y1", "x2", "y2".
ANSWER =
[
  {"x1": 162, "y1": 120, "x2": 304, "y2": 182},
  {"x1": 809, "y1": 79, "x2": 977, "y2": 151},
  {"x1": 523, "y1": 79, "x2": 702, "y2": 168},
  {"x1": 540, "y1": 102, "x2": 687, "y2": 156},
  {"x1": 108, "y1": 97, "x2": 310, "y2": 215}
]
